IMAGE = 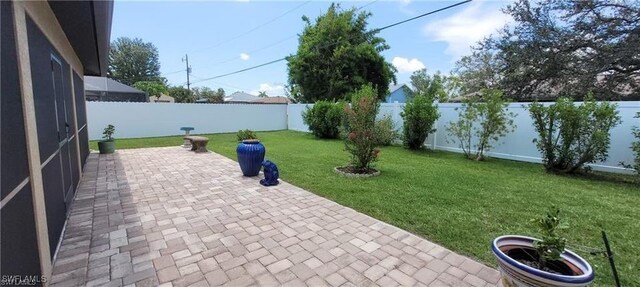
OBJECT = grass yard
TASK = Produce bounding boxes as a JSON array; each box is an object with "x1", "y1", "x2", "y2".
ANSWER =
[{"x1": 92, "y1": 130, "x2": 639, "y2": 286}]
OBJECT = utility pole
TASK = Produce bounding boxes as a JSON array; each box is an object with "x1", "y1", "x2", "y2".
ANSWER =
[{"x1": 182, "y1": 54, "x2": 191, "y2": 92}]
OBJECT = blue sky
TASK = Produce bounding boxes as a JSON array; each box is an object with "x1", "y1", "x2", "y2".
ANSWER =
[{"x1": 110, "y1": 0, "x2": 512, "y2": 96}]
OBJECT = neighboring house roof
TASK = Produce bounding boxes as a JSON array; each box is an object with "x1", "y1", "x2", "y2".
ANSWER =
[
  {"x1": 84, "y1": 76, "x2": 145, "y2": 94},
  {"x1": 150, "y1": 94, "x2": 174, "y2": 103},
  {"x1": 389, "y1": 84, "x2": 411, "y2": 94},
  {"x1": 224, "y1": 91, "x2": 260, "y2": 102},
  {"x1": 251, "y1": 96, "x2": 291, "y2": 104}
]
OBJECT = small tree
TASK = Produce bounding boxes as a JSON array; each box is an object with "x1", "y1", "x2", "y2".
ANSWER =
[
  {"x1": 168, "y1": 86, "x2": 194, "y2": 103},
  {"x1": 532, "y1": 207, "x2": 568, "y2": 269},
  {"x1": 401, "y1": 93, "x2": 439, "y2": 150},
  {"x1": 343, "y1": 85, "x2": 382, "y2": 172},
  {"x1": 102, "y1": 124, "x2": 115, "y2": 141},
  {"x1": 447, "y1": 89, "x2": 516, "y2": 160},
  {"x1": 133, "y1": 81, "x2": 167, "y2": 101},
  {"x1": 529, "y1": 95, "x2": 621, "y2": 173},
  {"x1": 302, "y1": 101, "x2": 345, "y2": 139},
  {"x1": 258, "y1": 91, "x2": 268, "y2": 98},
  {"x1": 375, "y1": 115, "x2": 398, "y2": 146}
]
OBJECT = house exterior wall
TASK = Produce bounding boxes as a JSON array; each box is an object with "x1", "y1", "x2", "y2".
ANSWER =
[
  {"x1": 385, "y1": 87, "x2": 408, "y2": 103},
  {"x1": 1, "y1": 1, "x2": 91, "y2": 284}
]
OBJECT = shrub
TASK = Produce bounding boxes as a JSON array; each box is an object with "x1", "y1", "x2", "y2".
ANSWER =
[
  {"x1": 236, "y1": 129, "x2": 257, "y2": 141},
  {"x1": 302, "y1": 101, "x2": 345, "y2": 139},
  {"x1": 375, "y1": 115, "x2": 399, "y2": 146},
  {"x1": 446, "y1": 89, "x2": 516, "y2": 160},
  {"x1": 102, "y1": 124, "x2": 115, "y2": 141},
  {"x1": 621, "y1": 112, "x2": 640, "y2": 175},
  {"x1": 532, "y1": 207, "x2": 568, "y2": 268},
  {"x1": 342, "y1": 85, "x2": 383, "y2": 172},
  {"x1": 401, "y1": 92, "x2": 439, "y2": 149},
  {"x1": 529, "y1": 95, "x2": 621, "y2": 173}
]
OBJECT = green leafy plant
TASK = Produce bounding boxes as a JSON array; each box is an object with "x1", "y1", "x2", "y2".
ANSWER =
[
  {"x1": 236, "y1": 129, "x2": 257, "y2": 141},
  {"x1": 401, "y1": 92, "x2": 439, "y2": 150},
  {"x1": 133, "y1": 80, "x2": 167, "y2": 101},
  {"x1": 302, "y1": 101, "x2": 345, "y2": 139},
  {"x1": 102, "y1": 124, "x2": 115, "y2": 141},
  {"x1": 375, "y1": 114, "x2": 398, "y2": 146},
  {"x1": 446, "y1": 89, "x2": 516, "y2": 160},
  {"x1": 532, "y1": 207, "x2": 568, "y2": 268},
  {"x1": 621, "y1": 112, "x2": 640, "y2": 175},
  {"x1": 286, "y1": 4, "x2": 396, "y2": 103},
  {"x1": 342, "y1": 85, "x2": 383, "y2": 172},
  {"x1": 529, "y1": 95, "x2": 621, "y2": 173}
]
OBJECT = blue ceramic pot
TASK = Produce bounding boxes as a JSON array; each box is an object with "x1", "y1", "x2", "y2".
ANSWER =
[
  {"x1": 492, "y1": 235, "x2": 594, "y2": 287},
  {"x1": 236, "y1": 140, "x2": 266, "y2": 176}
]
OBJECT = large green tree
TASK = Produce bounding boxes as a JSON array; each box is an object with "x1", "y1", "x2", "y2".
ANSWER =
[
  {"x1": 409, "y1": 69, "x2": 457, "y2": 102},
  {"x1": 108, "y1": 37, "x2": 162, "y2": 86},
  {"x1": 287, "y1": 3, "x2": 396, "y2": 103},
  {"x1": 457, "y1": 0, "x2": 639, "y2": 101},
  {"x1": 133, "y1": 81, "x2": 167, "y2": 101}
]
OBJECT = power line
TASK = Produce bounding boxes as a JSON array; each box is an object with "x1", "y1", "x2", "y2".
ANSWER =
[
  {"x1": 163, "y1": 69, "x2": 185, "y2": 76},
  {"x1": 190, "y1": 1, "x2": 311, "y2": 54},
  {"x1": 191, "y1": 58, "x2": 287, "y2": 84},
  {"x1": 193, "y1": 34, "x2": 297, "y2": 68},
  {"x1": 373, "y1": 0, "x2": 470, "y2": 32},
  {"x1": 356, "y1": 0, "x2": 379, "y2": 11},
  {"x1": 191, "y1": 0, "x2": 471, "y2": 85},
  {"x1": 191, "y1": 1, "x2": 376, "y2": 70}
]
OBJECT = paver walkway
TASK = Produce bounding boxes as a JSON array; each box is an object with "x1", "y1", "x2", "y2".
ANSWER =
[{"x1": 49, "y1": 147, "x2": 501, "y2": 287}]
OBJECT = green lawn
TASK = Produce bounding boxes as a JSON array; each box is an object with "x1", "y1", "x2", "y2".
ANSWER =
[{"x1": 92, "y1": 131, "x2": 639, "y2": 286}]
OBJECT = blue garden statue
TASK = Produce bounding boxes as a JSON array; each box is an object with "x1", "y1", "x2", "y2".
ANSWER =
[{"x1": 260, "y1": 160, "x2": 279, "y2": 186}]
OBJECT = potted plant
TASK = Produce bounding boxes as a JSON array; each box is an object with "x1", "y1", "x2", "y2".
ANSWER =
[
  {"x1": 491, "y1": 208, "x2": 594, "y2": 287},
  {"x1": 236, "y1": 129, "x2": 265, "y2": 176},
  {"x1": 98, "y1": 124, "x2": 116, "y2": 154}
]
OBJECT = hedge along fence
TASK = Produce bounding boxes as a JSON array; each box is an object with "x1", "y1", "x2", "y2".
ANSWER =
[{"x1": 287, "y1": 102, "x2": 640, "y2": 174}]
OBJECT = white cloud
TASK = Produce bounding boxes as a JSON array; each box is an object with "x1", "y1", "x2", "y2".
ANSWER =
[
  {"x1": 252, "y1": 83, "x2": 285, "y2": 97},
  {"x1": 391, "y1": 57, "x2": 425, "y2": 73},
  {"x1": 240, "y1": 53, "x2": 250, "y2": 61},
  {"x1": 424, "y1": 1, "x2": 512, "y2": 59}
]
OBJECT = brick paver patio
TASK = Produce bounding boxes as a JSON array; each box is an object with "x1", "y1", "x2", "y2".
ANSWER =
[{"x1": 49, "y1": 147, "x2": 501, "y2": 287}]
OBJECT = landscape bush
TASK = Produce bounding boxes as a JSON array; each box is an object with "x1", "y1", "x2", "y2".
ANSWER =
[
  {"x1": 621, "y1": 112, "x2": 640, "y2": 175},
  {"x1": 236, "y1": 129, "x2": 257, "y2": 141},
  {"x1": 401, "y1": 92, "x2": 439, "y2": 149},
  {"x1": 446, "y1": 89, "x2": 516, "y2": 160},
  {"x1": 375, "y1": 115, "x2": 398, "y2": 146},
  {"x1": 529, "y1": 95, "x2": 621, "y2": 173},
  {"x1": 302, "y1": 101, "x2": 345, "y2": 139},
  {"x1": 342, "y1": 85, "x2": 383, "y2": 172}
]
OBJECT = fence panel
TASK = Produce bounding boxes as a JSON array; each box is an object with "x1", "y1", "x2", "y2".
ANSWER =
[{"x1": 87, "y1": 102, "x2": 288, "y2": 140}]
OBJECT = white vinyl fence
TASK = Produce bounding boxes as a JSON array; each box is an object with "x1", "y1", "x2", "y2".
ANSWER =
[
  {"x1": 287, "y1": 102, "x2": 640, "y2": 174},
  {"x1": 86, "y1": 101, "x2": 638, "y2": 173},
  {"x1": 87, "y1": 102, "x2": 287, "y2": 140}
]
